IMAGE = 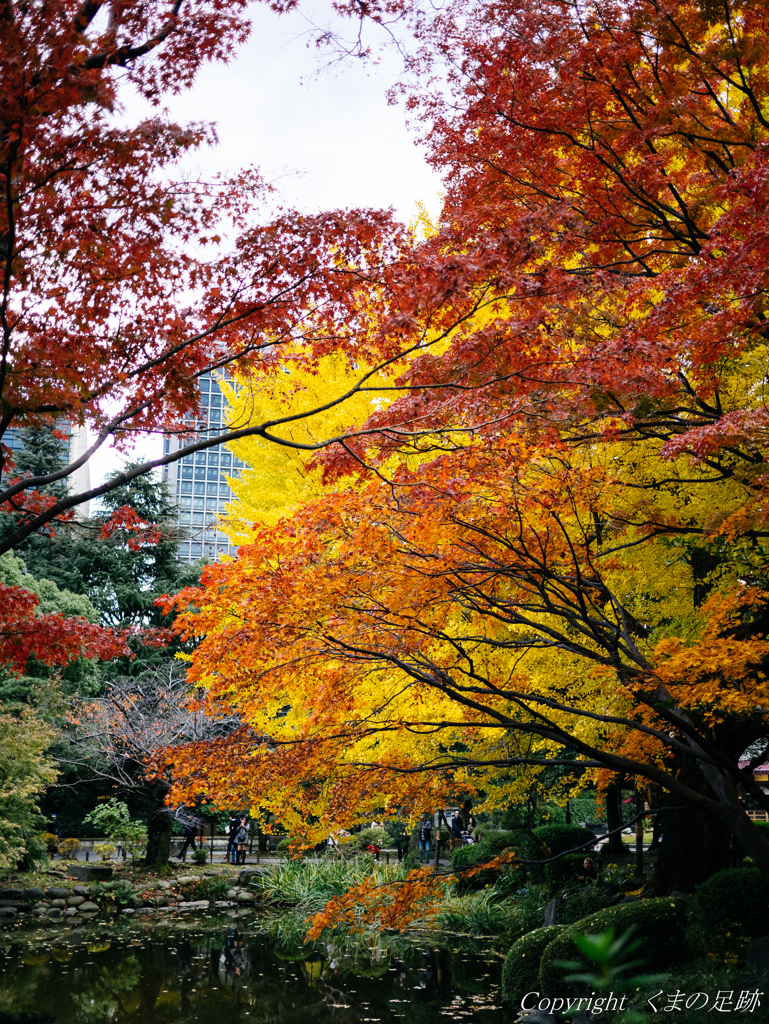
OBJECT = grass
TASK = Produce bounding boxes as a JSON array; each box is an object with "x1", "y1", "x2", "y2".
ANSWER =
[
  {"x1": 247, "y1": 855, "x2": 548, "y2": 944},
  {"x1": 248, "y1": 856, "x2": 405, "y2": 913},
  {"x1": 437, "y1": 884, "x2": 546, "y2": 939}
]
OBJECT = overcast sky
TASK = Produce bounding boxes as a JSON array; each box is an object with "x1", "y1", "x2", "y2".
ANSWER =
[
  {"x1": 162, "y1": 3, "x2": 442, "y2": 219},
  {"x1": 88, "y1": 3, "x2": 440, "y2": 489}
]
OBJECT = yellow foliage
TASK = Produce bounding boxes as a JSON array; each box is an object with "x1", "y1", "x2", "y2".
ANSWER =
[{"x1": 219, "y1": 354, "x2": 394, "y2": 539}]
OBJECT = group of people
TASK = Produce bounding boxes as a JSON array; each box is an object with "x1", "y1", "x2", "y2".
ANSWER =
[
  {"x1": 418, "y1": 812, "x2": 477, "y2": 862},
  {"x1": 176, "y1": 810, "x2": 480, "y2": 866},
  {"x1": 175, "y1": 814, "x2": 251, "y2": 864},
  {"x1": 226, "y1": 815, "x2": 250, "y2": 864}
]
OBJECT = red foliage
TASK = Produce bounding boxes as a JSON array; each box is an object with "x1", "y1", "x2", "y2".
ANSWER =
[
  {"x1": 0, "y1": 584, "x2": 126, "y2": 669},
  {"x1": 98, "y1": 506, "x2": 163, "y2": 550},
  {"x1": 314, "y1": 0, "x2": 769, "y2": 483},
  {"x1": 0, "y1": 1, "x2": 406, "y2": 553}
]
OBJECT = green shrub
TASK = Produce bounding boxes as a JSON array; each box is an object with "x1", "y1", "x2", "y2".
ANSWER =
[
  {"x1": 196, "y1": 876, "x2": 231, "y2": 901},
  {"x1": 347, "y1": 827, "x2": 389, "y2": 853},
  {"x1": 452, "y1": 829, "x2": 532, "y2": 890},
  {"x1": 501, "y1": 926, "x2": 565, "y2": 1006},
  {"x1": 692, "y1": 866, "x2": 769, "y2": 951},
  {"x1": 451, "y1": 842, "x2": 497, "y2": 891},
  {"x1": 109, "y1": 880, "x2": 136, "y2": 905},
  {"x1": 452, "y1": 842, "x2": 518, "y2": 892},
  {"x1": 83, "y1": 799, "x2": 147, "y2": 860},
  {"x1": 658, "y1": 960, "x2": 748, "y2": 1023},
  {"x1": 528, "y1": 824, "x2": 597, "y2": 883},
  {"x1": 544, "y1": 853, "x2": 586, "y2": 887},
  {"x1": 539, "y1": 896, "x2": 690, "y2": 995},
  {"x1": 191, "y1": 847, "x2": 208, "y2": 866},
  {"x1": 558, "y1": 884, "x2": 620, "y2": 924},
  {"x1": 484, "y1": 829, "x2": 530, "y2": 854},
  {"x1": 531, "y1": 823, "x2": 596, "y2": 857},
  {"x1": 451, "y1": 842, "x2": 491, "y2": 872}
]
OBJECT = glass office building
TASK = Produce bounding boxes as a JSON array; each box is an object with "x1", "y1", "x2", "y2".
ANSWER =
[{"x1": 162, "y1": 374, "x2": 245, "y2": 562}]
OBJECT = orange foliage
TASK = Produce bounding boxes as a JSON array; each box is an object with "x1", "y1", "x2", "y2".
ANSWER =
[{"x1": 159, "y1": 0, "x2": 769, "y2": 900}]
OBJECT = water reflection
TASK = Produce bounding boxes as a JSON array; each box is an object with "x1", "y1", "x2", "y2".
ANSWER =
[{"x1": 0, "y1": 917, "x2": 510, "y2": 1023}]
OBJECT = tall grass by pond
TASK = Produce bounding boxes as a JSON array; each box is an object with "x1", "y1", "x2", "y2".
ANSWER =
[
  {"x1": 249, "y1": 856, "x2": 407, "y2": 912},
  {"x1": 249, "y1": 855, "x2": 546, "y2": 943},
  {"x1": 438, "y1": 885, "x2": 545, "y2": 940}
]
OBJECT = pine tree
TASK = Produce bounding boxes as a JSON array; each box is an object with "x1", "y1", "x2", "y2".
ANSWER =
[{"x1": 14, "y1": 424, "x2": 69, "y2": 499}]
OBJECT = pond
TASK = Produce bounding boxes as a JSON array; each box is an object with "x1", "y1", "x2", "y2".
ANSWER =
[{"x1": 0, "y1": 913, "x2": 512, "y2": 1024}]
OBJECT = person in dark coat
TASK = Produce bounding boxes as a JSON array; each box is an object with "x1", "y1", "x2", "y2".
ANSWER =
[
  {"x1": 393, "y1": 825, "x2": 409, "y2": 862},
  {"x1": 418, "y1": 816, "x2": 432, "y2": 863},
  {"x1": 226, "y1": 814, "x2": 239, "y2": 864},
  {"x1": 176, "y1": 819, "x2": 198, "y2": 860},
  {"x1": 234, "y1": 817, "x2": 249, "y2": 865}
]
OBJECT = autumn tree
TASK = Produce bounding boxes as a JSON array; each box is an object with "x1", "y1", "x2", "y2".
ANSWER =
[
  {"x1": 63, "y1": 664, "x2": 235, "y2": 864},
  {"x1": 0, "y1": 550, "x2": 104, "y2": 703},
  {"x1": 0, "y1": 0, "x2": 426, "y2": 672},
  {"x1": 220, "y1": 354, "x2": 395, "y2": 537},
  {"x1": 161, "y1": 0, "x2": 769, "y2": 894}
]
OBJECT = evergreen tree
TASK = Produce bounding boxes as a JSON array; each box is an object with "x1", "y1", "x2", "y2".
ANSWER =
[
  {"x1": 0, "y1": 423, "x2": 71, "y2": 561},
  {"x1": 4, "y1": 424, "x2": 202, "y2": 678},
  {"x1": 13, "y1": 423, "x2": 69, "y2": 499},
  {"x1": 74, "y1": 465, "x2": 202, "y2": 677}
]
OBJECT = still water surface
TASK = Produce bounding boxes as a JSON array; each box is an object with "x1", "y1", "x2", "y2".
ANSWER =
[{"x1": 0, "y1": 914, "x2": 511, "y2": 1024}]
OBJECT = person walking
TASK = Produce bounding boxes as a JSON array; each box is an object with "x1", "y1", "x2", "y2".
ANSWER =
[
  {"x1": 177, "y1": 818, "x2": 198, "y2": 860},
  {"x1": 418, "y1": 815, "x2": 432, "y2": 863},
  {"x1": 235, "y1": 816, "x2": 249, "y2": 866},
  {"x1": 226, "y1": 813, "x2": 239, "y2": 864}
]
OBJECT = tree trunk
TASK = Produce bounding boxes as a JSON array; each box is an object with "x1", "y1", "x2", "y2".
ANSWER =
[
  {"x1": 648, "y1": 761, "x2": 730, "y2": 894},
  {"x1": 605, "y1": 784, "x2": 624, "y2": 855},
  {"x1": 648, "y1": 786, "x2": 663, "y2": 850},
  {"x1": 634, "y1": 787, "x2": 644, "y2": 876},
  {"x1": 143, "y1": 782, "x2": 172, "y2": 866}
]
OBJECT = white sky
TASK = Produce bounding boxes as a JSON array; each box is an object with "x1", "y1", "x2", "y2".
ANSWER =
[{"x1": 88, "y1": 2, "x2": 441, "y2": 489}]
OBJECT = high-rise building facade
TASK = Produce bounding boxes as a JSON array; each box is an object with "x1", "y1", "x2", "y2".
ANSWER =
[{"x1": 162, "y1": 373, "x2": 244, "y2": 562}]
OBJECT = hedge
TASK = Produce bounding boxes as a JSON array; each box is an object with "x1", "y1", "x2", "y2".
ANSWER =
[
  {"x1": 451, "y1": 829, "x2": 529, "y2": 890},
  {"x1": 530, "y1": 823, "x2": 597, "y2": 856},
  {"x1": 539, "y1": 896, "x2": 690, "y2": 995},
  {"x1": 452, "y1": 824, "x2": 597, "y2": 888},
  {"x1": 451, "y1": 841, "x2": 494, "y2": 873},
  {"x1": 559, "y1": 884, "x2": 621, "y2": 924},
  {"x1": 529, "y1": 824, "x2": 597, "y2": 883},
  {"x1": 484, "y1": 829, "x2": 531, "y2": 854},
  {"x1": 501, "y1": 925, "x2": 565, "y2": 1007},
  {"x1": 692, "y1": 867, "x2": 769, "y2": 948}
]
